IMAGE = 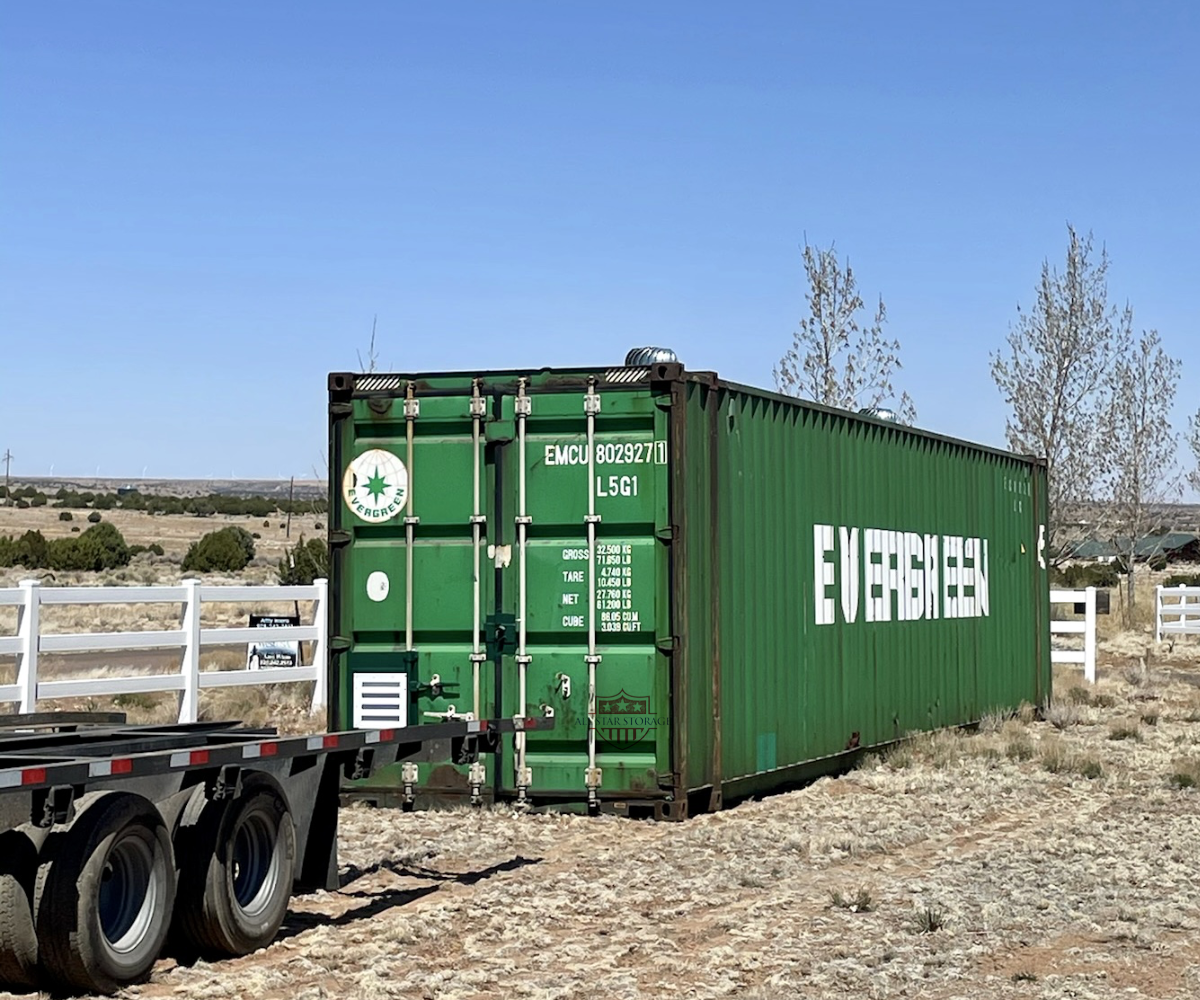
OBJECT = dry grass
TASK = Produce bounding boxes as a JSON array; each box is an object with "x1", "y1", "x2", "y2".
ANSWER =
[
  {"x1": 57, "y1": 645, "x2": 1195, "y2": 1000},
  {"x1": 2, "y1": 556, "x2": 1200, "y2": 997},
  {"x1": 0, "y1": 505, "x2": 322, "y2": 568},
  {"x1": 0, "y1": 512, "x2": 325, "y2": 730}
]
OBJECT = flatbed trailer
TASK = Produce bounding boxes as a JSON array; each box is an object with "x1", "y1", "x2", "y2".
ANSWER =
[{"x1": 0, "y1": 711, "x2": 546, "y2": 995}]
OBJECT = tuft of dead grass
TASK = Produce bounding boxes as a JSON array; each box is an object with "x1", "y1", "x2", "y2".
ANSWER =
[
  {"x1": 910, "y1": 904, "x2": 948, "y2": 934},
  {"x1": 976, "y1": 709, "x2": 1008, "y2": 734},
  {"x1": 1044, "y1": 699, "x2": 1081, "y2": 730},
  {"x1": 1108, "y1": 720, "x2": 1142, "y2": 742},
  {"x1": 828, "y1": 888, "x2": 875, "y2": 913},
  {"x1": 1168, "y1": 759, "x2": 1200, "y2": 790},
  {"x1": 1065, "y1": 685, "x2": 1094, "y2": 706},
  {"x1": 1004, "y1": 729, "x2": 1035, "y2": 762}
]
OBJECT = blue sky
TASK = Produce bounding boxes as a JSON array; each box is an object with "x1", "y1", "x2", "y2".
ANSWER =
[{"x1": 2, "y1": 2, "x2": 1197, "y2": 482}]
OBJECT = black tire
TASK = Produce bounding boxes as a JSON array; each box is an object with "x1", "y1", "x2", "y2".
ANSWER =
[
  {"x1": 0, "y1": 829, "x2": 40, "y2": 989},
  {"x1": 35, "y1": 792, "x2": 176, "y2": 995},
  {"x1": 172, "y1": 774, "x2": 296, "y2": 958}
]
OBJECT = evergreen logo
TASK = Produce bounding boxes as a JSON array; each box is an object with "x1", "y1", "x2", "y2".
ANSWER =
[{"x1": 342, "y1": 449, "x2": 409, "y2": 522}]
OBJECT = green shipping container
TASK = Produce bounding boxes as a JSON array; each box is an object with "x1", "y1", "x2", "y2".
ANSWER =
[{"x1": 327, "y1": 359, "x2": 1050, "y2": 819}]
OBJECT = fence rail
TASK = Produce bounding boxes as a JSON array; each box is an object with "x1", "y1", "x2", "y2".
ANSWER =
[
  {"x1": 1050, "y1": 587, "x2": 1097, "y2": 684},
  {"x1": 2, "y1": 578, "x2": 1117, "y2": 713},
  {"x1": 0, "y1": 578, "x2": 327, "y2": 722},
  {"x1": 1156, "y1": 585, "x2": 1200, "y2": 643}
]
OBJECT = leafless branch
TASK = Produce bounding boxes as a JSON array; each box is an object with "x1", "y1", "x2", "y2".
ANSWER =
[
  {"x1": 357, "y1": 315, "x2": 379, "y2": 374},
  {"x1": 774, "y1": 240, "x2": 916, "y2": 424},
  {"x1": 989, "y1": 225, "x2": 1131, "y2": 566}
]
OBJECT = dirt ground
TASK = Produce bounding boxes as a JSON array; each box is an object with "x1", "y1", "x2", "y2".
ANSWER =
[
  {"x1": 0, "y1": 652, "x2": 1193, "y2": 999},
  {"x1": 2, "y1": 520, "x2": 1200, "y2": 998}
]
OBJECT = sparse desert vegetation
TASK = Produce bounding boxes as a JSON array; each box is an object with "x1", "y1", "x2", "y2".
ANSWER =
[
  {"x1": 3, "y1": 505, "x2": 1200, "y2": 998},
  {"x1": 5, "y1": 651, "x2": 1186, "y2": 1000},
  {"x1": 0, "y1": 500, "x2": 324, "y2": 570},
  {"x1": 0, "y1": 503, "x2": 327, "y2": 731}
]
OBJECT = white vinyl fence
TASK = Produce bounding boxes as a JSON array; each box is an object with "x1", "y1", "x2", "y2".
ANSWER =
[
  {"x1": 1051, "y1": 587, "x2": 1097, "y2": 684},
  {"x1": 0, "y1": 579, "x2": 327, "y2": 723},
  {"x1": 1156, "y1": 585, "x2": 1200, "y2": 643}
]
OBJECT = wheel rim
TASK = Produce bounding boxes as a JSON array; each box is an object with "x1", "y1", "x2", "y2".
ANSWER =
[
  {"x1": 98, "y1": 834, "x2": 158, "y2": 954},
  {"x1": 231, "y1": 811, "x2": 279, "y2": 919}
]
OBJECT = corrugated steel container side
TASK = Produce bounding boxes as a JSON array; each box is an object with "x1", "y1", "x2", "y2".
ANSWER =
[
  {"x1": 673, "y1": 376, "x2": 1050, "y2": 809},
  {"x1": 327, "y1": 365, "x2": 1049, "y2": 817}
]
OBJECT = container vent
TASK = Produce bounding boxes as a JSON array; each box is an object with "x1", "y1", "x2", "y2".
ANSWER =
[
  {"x1": 624, "y1": 346, "x2": 679, "y2": 366},
  {"x1": 353, "y1": 672, "x2": 408, "y2": 729},
  {"x1": 605, "y1": 367, "x2": 650, "y2": 383},
  {"x1": 356, "y1": 375, "x2": 405, "y2": 393},
  {"x1": 859, "y1": 406, "x2": 901, "y2": 423}
]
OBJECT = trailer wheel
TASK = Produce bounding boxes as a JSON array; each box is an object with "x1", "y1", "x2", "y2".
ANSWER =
[
  {"x1": 36, "y1": 793, "x2": 176, "y2": 995},
  {"x1": 0, "y1": 830, "x2": 40, "y2": 988},
  {"x1": 173, "y1": 775, "x2": 296, "y2": 957}
]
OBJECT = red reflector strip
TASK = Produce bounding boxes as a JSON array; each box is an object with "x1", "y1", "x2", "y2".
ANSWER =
[
  {"x1": 21, "y1": 768, "x2": 46, "y2": 786},
  {"x1": 190, "y1": 750, "x2": 209, "y2": 766},
  {"x1": 323, "y1": 735, "x2": 339, "y2": 749},
  {"x1": 112, "y1": 758, "x2": 133, "y2": 774},
  {"x1": 261, "y1": 742, "x2": 278, "y2": 757},
  {"x1": 524, "y1": 718, "x2": 538, "y2": 729},
  {"x1": 478, "y1": 720, "x2": 489, "y2": 731},
  {"x1": 379, "y1": 730, "x2": 394, "y2": 742}
]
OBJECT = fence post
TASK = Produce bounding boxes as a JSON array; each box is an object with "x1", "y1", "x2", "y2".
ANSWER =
[
  {"x1": 1156, "y1": 585, "x2": 1164, "y2": 643},
  {"x1": 310, "y1": 578, "x2": 328, "y2": 715},
  {"x1": 1084, "y1": 586, "x2": 1097, "y2": 684},
  {"x1": 1180, "y1": 584, "x2": 1189, "y2": 639},
  {"x1": 16, "y1": 579, "x2": 40, "y2": 713},
  {"x1": 177, "y1": 579, "x2": 201, "y2": 724}
]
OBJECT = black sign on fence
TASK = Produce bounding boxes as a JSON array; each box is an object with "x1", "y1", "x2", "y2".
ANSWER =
[{"x1": 247, "y1": 614, "x2": 301, "y2": 669}]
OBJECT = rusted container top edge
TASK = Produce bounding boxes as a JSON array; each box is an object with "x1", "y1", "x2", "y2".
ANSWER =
[{"x1": 331, "y1": 366, "x2": 1044, "y2": 473}]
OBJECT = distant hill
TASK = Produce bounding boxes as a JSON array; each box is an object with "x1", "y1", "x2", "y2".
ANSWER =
[{"x1": 9, "y1": 477, "x2": 326, "y2": 500}]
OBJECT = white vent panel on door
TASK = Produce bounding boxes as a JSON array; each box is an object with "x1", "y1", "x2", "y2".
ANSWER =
[{"x1": 353, "y1": 672, "x2": 408, "y2": 729}]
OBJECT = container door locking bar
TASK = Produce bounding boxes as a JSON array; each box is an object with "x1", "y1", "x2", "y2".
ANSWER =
[
  {"x1": 514, "y1": 378, "x2": 533, "y2": 806},
  {"x1": 402, "y1": 382, "x2": 420, "y2": 808},
  {"x1": 470, "y1": 379, "x2": 488, "y2": 720},
  {"x1": 404, "y1": 382, "x2": 420, "y2": 661},
  {"x1": 469, "y1": 381, "x2": 489, "y2": 805},
  {"x1": 584, "y1": 378, "x2": 602, "y2": 811}
]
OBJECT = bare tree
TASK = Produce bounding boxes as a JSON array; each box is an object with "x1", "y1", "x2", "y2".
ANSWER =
[
  {"x1": 990, "y1": 225, "x2": 1131, "y2": 565},
  {"x1": 1101, "y1": 330, "x2": 1181, "y2": 619},
  {"x1": 1188, "y1": 412, "x2": 1200, "y2": 497},
  {"x1": 774, "y1": 241, "x2": 915, "y2": 422},
  {"x1": 357, "y1": 315, "x2": 380, "y2": 374}
]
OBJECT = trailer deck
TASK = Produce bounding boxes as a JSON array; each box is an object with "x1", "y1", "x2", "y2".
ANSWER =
[{"x1": 0, "y1": 712, "x2": 545, "y2": 995}]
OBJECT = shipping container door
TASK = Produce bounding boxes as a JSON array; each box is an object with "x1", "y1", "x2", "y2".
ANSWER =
[
  {"x1": 330, "y1": 380, "x2": 494, "y2": 803},
  {"x1": 495, "y1": 376, "x2": 672, "y2": 808},
  {"x1": 330, "y1": 373, "x2": 673, "y2": 809}
]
